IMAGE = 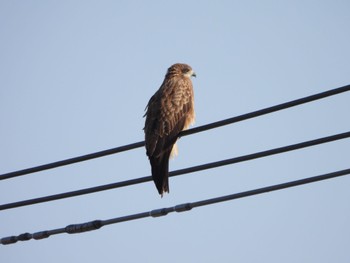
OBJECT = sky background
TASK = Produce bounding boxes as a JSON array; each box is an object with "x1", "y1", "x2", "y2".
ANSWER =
[{"x1": 1, "y1": 1, "x2": 350, "y2": 262}]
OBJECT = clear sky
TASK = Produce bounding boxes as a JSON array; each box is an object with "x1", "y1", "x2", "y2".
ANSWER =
[{"x1": 1, "y1": 1, "x2": 350, "y2": 262}]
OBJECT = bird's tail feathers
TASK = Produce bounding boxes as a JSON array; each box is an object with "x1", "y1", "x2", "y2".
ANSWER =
[{"x1": 150, "y1": 149, "x2": 172, "y2": 197}]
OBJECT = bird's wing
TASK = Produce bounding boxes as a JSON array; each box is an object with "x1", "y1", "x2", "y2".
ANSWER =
[{"x1": 144, "y1": 78, "x2": 194, "y2": 158}]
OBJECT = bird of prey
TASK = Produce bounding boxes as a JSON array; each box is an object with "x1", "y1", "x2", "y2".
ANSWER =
[{"x1": 144, "y1": 63, "x2": 196, "y2": 196}]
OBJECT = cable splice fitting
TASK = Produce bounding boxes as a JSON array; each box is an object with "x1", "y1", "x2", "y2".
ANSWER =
[
  {"x1": 17, "y1": 233, "x2": 32, "y2": 241},
  {"x1": 1, "y1": 232, "x2": 32, "y2": 245},
  {"x1": 175, "y1": 203, "x2": 192, "y2": 212},
  {"x1": 1, "y1": 236, "x2": 18, "y2": 245},
  {"x1": 65, "y1": 220, "x2": 102, "y2": 234},
  {"x1": 33, "y1": 231, "x2": 50, "y2": 240},
  {"x1": 149, "y1": 208, "x2": 169, "y2": 217}
]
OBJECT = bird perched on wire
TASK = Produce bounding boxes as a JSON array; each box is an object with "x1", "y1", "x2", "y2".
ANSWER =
[{"x1": 144, "y1": 63, "x2": 196, "y2": 196}]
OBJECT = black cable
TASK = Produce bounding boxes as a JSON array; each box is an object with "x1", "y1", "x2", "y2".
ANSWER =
[
  {"x1": 1, "y1": 84, "x2": 349, "y2": 181},
  {"x1": 1, "y1": 131, "x2": 349, "y2": 211},
  {"x1": 2, "y1": 167, "x2": 349, "y2": 245},
  {"x1": 0, "y1": 141, "x2": 145, "y2": 181}
]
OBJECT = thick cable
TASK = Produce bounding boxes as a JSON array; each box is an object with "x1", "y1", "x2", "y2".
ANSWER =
[
  {"x1": 1, "y1": 131, "x2": 349, "y2": 211},
  {"x1": 2, "y1": 167, "x2": 349, "y2": 245},
  {"x1": 1, "y1": 84, "x2": 349, "y2": 181}
]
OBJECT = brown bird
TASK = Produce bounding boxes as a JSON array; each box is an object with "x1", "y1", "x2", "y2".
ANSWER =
[{"x1": 144, "y1": 63, "x2": 196, "y2": 196}]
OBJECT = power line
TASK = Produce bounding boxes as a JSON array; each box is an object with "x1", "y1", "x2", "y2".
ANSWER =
[
  {"x1": 0, "y1": 141, "x2": 144, "y2": 181},
  {"x1": 1, "y1": 130, "x2": 349, "y2": 211},
  {"x1": 2, "y1": 167, "x2": 349, "y2": 245},
  {"x1": 1, "y1": 84, "x2": 349, "y2": 181}
]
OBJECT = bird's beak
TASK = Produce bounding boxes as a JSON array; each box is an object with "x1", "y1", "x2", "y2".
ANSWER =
[{"x1": 192, "y1": 71, "x2": 197, "y2": 78}]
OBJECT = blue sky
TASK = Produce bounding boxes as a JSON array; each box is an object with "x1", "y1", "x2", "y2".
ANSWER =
[{"x1": 1, "y1": 1, "x2": 350, "y2": 262}]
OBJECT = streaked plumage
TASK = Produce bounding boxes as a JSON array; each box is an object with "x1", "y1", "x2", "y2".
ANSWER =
[{"x1": 144, "y1": 63, "x2": 196, "y2": 196}]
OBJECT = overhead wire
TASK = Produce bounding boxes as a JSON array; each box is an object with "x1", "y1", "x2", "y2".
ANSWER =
[
  {"x1": 1, "y1": 130, "x2": 349, "y2": 211},
  {"x1": 2, "y1": 167, "x2": 350, "y2": 245},
  {"x1": 1, "y1": 84, "x2": 349, "y2": 245},
  {"x1": 1, "y1": 84, "x2": 350, "y2": 181}
]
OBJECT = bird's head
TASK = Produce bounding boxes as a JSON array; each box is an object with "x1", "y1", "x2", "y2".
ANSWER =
[{"x1": 166, "y1": 63, "x2": 196, "y2": 79}]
